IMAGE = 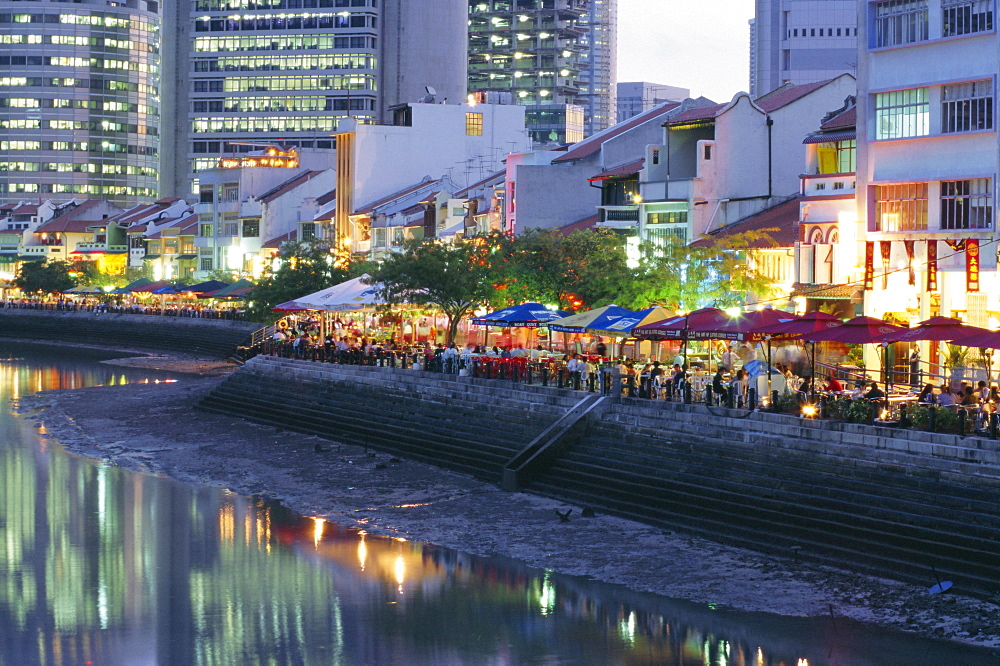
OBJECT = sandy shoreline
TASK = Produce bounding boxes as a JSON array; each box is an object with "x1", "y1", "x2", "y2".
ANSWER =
[{"x1": 12, "y1": 348, "x2": 1000, "y2": 653}]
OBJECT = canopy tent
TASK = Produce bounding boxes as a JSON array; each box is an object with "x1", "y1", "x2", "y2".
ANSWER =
[
  {"x1": 180, "y1": 280, "x2": 230, "y2": 294},
  {"x1": 200, "y1": 278, "x2": 255, "y2": 299},
  {"x1": 631, "y1": 307, "x2": 730, "y2": 340},
  {"x1": 128, "y1": 280, "x2": 173, "y2": 294},
  {"x1": 150, "y1": 284, "x2": 180, "y2": 295},
  {"x1": 548, "y1": 305, "x2": 637, "y2": 333},
  {"x1": 272, "y1": 299, "x2": 313, "y2": 312},
  {"x1": 881, "y1": 316, "x2": 991, "y2": 343},
  {"x1": 471, "y1": 302, "x2": 571, "y2": 327},
  {"x1": 110, "y1": 277, "x2": 153, "y2": 294},
  {"x1": 276, "y1": 274, "x2": 384, "y2": 312}
]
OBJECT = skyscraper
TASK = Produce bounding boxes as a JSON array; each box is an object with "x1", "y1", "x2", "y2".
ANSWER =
[
  {"x1": 0, "y1": 0, "x2": 161, "y2": 206},
  {"x1": 161, "y1": 0, "x2": 468, "y2": 198},
  {"x1": 468, "y1": 0, "x2": 617, "y2": 139},
  {"x1": 751, "y1": 0, "x2": 857, "y2": 97}
]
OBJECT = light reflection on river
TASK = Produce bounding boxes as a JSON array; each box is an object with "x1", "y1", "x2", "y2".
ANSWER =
[{"x1": 0, "y1": 342, "x2": 996, "y2": 665}]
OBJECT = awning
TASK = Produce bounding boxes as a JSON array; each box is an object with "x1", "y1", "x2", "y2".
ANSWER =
[
  {"x1": 803, "y1": 129, "x2": 856, "y2": 144},
  {"x1": 789, "y1": 282, "x2": 861, "y2": 300},
  {"x1": 175, "y1": 254, "x2": 197, "y2": 260},
  {"x1": 588, "y1": 159, "x2": 645, "y2": 182},
  {"x1": 143, "y1": 254, "x2": 161, "y2": 259}
]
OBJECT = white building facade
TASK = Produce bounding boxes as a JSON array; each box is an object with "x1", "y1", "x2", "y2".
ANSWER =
[{"x1": 856, "y1": 0, "x2": 999, "y2": 331}]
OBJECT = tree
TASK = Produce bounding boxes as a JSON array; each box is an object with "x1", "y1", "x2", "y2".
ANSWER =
[
  {"x1": 502, "y1": 228, "x2": 630, "y2": 310},
  {"x1": 369, "y1": 235, "x2": 507, "y2": 344},
  {"x1": 14, "y1": 260, "x2": 76, "y2": 295},
  {"x1": 620, "y1": 230, "x2": 777, "y2": 311},
  {"x1": 245, "y1": 242, "x2": 349, "y2": 321}
]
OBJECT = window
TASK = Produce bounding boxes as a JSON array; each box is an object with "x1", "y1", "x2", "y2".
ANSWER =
[
  {"x1": 703, "y1": 144, "x2": 712, "y2": 160},
  {"x1": 941, "y1": 178, "x2": 993, "y2": 229},
  {"x1": 646, "y1": 210, "x2": 688, "y2": 225},
  {"x1": 221, "y1": 183, "x2": 239, "y2": 202},
  {"x1": 941, "y1": 79, "x2": 993, "y2": 133},
  {"x1": 465, "y1": 112, "x2": 483, "y2": 136},
  {"x1": 943, "y1": 0, "x2": 993, "y2": 37},
  {"x1": 199, "y1": 186, "x2": 214, "y2": 203},
  {"x1": 875, "y1": 183, "x2": 928, "y2": 231},
  {"x1": 875, "y1": 88, "x2": 929, "y2": 139},
  {"x1": 200, "y1": 223, "x2": 213, "y2": 237},
  {"x1": 200, "y1": 258, "x2": 213, "y2": 271},
  {"x1": 242, "y1": 219, "x2": 259, "y2": 237},
  {"x1": 871, "y1": 0, "x2": 928, "y2": 48},
  {"x1": 300, "y1": 222, "x2": 316, "y2": 241},
  {"x1": 837, "y1": 140, "x2": 856, "y2": 173}
]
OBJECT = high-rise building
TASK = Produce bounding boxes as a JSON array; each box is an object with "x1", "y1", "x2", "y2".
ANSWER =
[
  {"x1": 468, "y1": 0, "x2": 616, "y2": 138},
  {"x1": 161, "y1": 0, "x2": 468, "y2": 198},
  {"x1": 0, "y1": 0, "x2": 161, "y2": 206},
  {"x1": 616, "y1": 82, "x2": 689, "y2": 122},
  {"x1": 751, "y1": 0, "x2": 858, "y2": 97}
]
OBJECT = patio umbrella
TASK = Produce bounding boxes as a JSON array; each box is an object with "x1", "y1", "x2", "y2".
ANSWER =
[
  {"x1": 717, "y1": 308, "x2": 799, "y2": 399},
  {"x1": 796, "y1": 316, "x2": 905, "y2": 396},
  {"x1": 471, "y1": 302, "x2": 570, "y2": 327},
  {"x1": 201, "y1": 278, "x2": 255, "y2": 299},
  {"x1": 881, "y1": 316, "x2": 990, "y2": 343},
  {"x1": 754, "y1": 311, "x2": 842, "y2": 398},
  {"x1": 150, "y1": 284, "x2": 179, "y2": 295},
  {"x1": 948, "y1": 329, "x2": 1000, "y2": 348},
  {"x1": 548, "y1": 304, "x2": 637, "y2": 333},
  {"x1": 273, "y1": 299, "x2": 313, "y2": 312},
  {"x1": 631, "y1": 307, "x2": 730, "y2": 340},
  {"x1": 180, "y1": 279, "x2": 230, "y2": 294},
  {"x1": 595, "y1": 306, "x2": 672, "y2": 337},
  {"x1": 129, "y1": 280, "x2": 173, "y2": 294},
  {"x1": 64, "y1": 285, "x2": 103, "y2": 294}
]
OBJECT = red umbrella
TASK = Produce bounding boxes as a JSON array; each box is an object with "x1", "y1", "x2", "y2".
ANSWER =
[
  {"x1": 881, "y1": 316, "x2": 991, "y2": 343},
  {"x1": 717, "y1": 308, "x2": 799, "y2": 341},
  {"x1": 794, "y1": 316, "x2": 904, "y2": 344},
  {"x1": 753, "y1": 311, "x2": 841, "y2": 337},
  {"x1": 631, "y1": 307, "x2": 730, "y2": 340},
  {"x1": 947, "y1": 329, "x2": 1000, "y2": 348}
]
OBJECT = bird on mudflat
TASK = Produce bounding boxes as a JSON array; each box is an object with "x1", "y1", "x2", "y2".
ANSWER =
[{"x1": 555, "y1": 509, "x2": 572, "y2": 522}]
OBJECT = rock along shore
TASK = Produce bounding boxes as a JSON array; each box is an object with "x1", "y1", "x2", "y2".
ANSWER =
[{"x1": 13, "y1": 347, "x2": 1000, "y2": 653}]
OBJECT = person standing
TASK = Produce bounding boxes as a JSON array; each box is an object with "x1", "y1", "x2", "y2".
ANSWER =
[{"x1": 909, "y1": 346, "x2": 921, "y2": 386}]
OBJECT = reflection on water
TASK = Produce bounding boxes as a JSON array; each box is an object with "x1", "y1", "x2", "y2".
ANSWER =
[{"x1": 0, "y1": 343, "x2": 996, "y2": 664}]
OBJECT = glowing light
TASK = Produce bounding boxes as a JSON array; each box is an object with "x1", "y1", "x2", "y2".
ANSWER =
[
  {"x1": 801, "y1": 404, "x2": 818, "y2": 418},
  {"x1": 394, "y1": 556, "x2": 405, "y2": 594},
  {"x1": 357, "y1": 536, "x2": 367, "y2": 570},
  {"x1": 725, "y1": 307, "x2": 741, "y2": 317},
  {"x1": 311, "y1": 517, "x2": 325, "y2": 548}
]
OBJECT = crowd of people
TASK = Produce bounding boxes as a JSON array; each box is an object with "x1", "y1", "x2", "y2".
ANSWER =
[{"x1": 0, "y1": 298, "x2": 246, "y2": 320}]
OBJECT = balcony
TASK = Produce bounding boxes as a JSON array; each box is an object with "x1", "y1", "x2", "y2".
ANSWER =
[
  {"x1": 353, "y1": 239, "x2": 371, "y2": 254},
  {"x1": 76, "y1": 242, "x2": 128, "y2": 254},
  {"x1": 802, "y1": 173, "x2": 855, "y2": 198},
  {"x1": 598, "y1": 206, "x2": 639, "y2": 229}
]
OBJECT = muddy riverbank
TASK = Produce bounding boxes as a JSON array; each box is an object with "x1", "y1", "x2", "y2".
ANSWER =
[{"x1": 13, "y1": 348, "x2": 1000, "y2": 654}]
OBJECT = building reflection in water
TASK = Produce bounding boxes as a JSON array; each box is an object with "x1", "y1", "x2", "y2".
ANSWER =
[{"x1": 1, "y1": 345, "x2": 997, "y2": 665}]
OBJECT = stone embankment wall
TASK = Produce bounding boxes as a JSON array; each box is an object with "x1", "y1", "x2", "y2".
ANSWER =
[
  {"x1": 0, "y1": 309, "x2": 255, "y2": 358},
  {"x1": 202, "y1": 356, "x2": 1000, "y2": 598}
]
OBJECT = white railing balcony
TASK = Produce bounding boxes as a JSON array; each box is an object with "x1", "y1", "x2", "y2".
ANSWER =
[{"x1": 598, "y1": 206, "x2": 640, "y2": 229}]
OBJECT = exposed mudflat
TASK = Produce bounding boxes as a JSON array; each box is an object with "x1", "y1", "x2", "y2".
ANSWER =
[{"x1": 13, "y1": 351, "x2": 1000, "y2": 654}]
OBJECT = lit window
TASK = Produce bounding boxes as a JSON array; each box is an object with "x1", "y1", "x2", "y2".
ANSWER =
[
  {"x1": 941, "y1": 79, "x2": 993, "y2": 133},
  {"x1": 870, "y1": 0, "x2": 928, "y2": 48},
  {"x1": 875, "y1": 183, "x2": 927, "y2": 231},
  {"x1": 941, "y1": 178, "x2": 992, "y2": 230},
  {"x1": 875, "y1": 88, "x2": 929, "y2": 139},
  {"x1": 466, "y1": 112, "x2": 483, "y2": 136},
  {"x1": 942, "y1": 0, "x2": 993, "y2": 37}
]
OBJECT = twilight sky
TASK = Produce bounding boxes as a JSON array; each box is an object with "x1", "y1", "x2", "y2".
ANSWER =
[{"x1": 617, "y1": 0, "x2": 756, "y2": 103}]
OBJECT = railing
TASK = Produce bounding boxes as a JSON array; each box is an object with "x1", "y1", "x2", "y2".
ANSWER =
[{"x1": 598, "y1": 206, "x2": 639, "y2": 223}]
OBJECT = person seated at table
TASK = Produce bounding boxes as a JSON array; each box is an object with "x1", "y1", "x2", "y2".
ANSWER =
[
  {"x1": 916, "y1": 383, "x2": 936, "y2": 404},
  {"x1": 730, "y1": 369, "x2": 748, "y2": 407},
  {"x1": 864, "y1": 382, "x2": 885, "y2": 400},
  {"x1": 989, "y1": 386, "x2": 1000, "y2": 404},
  {"x1": 937, "y1": 387, "x2": 956, "y2": 407},
  {"x1": 976, "y1": 380, "x2": 989, "y2": 402},
  {"x1": 664, "y1": 363, "x2": 685, "y2": 397},
  {"x1": 849, "y1": 383, "x2": 866, "y2": 400},
  {"x1": 961, "y1": 385, "x2": 978, "y2": 406},
  {"x1": 712, "y1": 369, "x2": 726, "y2": 401},
  {"x1": 822, "y1": 376, "x2": 843, "y2": 393}
]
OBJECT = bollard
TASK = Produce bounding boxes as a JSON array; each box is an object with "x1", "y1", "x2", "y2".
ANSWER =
[
  {"x1": 820, "y1": 395, "x2": 829, "y2": 419},
  {"x1": 557, "y1": 368, "x2": 565, "y2": 389},
  {"x1": 726, "y1": 385, "x2": 735, "y2": 408},
  {"x1": 898, "y1": 403, "x2": 910, "y2": 429},
  {"x1": 928, "y1": 405, "x2": 936, "y2": 432},
  {"x1": 991, "y1": 413, "x2": 999, "y2": 439},
  {"x1": 771, "y1": 390, "x2": 779, "y2": 412},
  {"x1": 705, "y1": 386, "x2": 713, "y2": 406},
  {"x1": 588, "y1": 373, "x2": 596, "y2": 393},
  {"x1": 683, "y1": 381, "x2": 691, "y2": 404},
  {"x1": 541, "y1": 366, "x2": 549, "y2": 387},
  {"x1": 748, "y1": 387, "x2": 757, "y2": 410},
  {"x1": 958, "y1": 408, "x2": 967, "y2": 435}
]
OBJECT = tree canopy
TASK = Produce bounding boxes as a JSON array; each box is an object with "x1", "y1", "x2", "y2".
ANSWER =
[
  {"x1": 369, "y1": 234, "x2": 508, "y2": 343},
  {"x1": 14, "y1": 260, "x2": 76, "y2": 294},
  {"x1": 245, "y1": 242, "x2": 351, "y2": 321}
]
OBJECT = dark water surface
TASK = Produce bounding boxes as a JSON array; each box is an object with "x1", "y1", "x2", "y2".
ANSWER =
[{"x1": 0, "y1": 342, "x2": 997, "y2": 665}]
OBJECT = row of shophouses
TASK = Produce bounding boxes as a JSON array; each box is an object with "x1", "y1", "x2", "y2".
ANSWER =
[{"x1": 1, "y1": 2, "x2": 998, "y2": 343}]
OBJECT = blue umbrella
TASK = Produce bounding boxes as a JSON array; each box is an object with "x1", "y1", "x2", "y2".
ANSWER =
[
  {"x1": 472, "y1": 302, "x2": 570, "y2": 328},
  {"x1": 549, "y1": 305, "x2": 638, "y2": 333},
  {"x1": 742, "y1": 359, "x2": 781, "y2": 378},
  {"x1": 150, "y1": 284, "x2": 179, "y2": 295}
]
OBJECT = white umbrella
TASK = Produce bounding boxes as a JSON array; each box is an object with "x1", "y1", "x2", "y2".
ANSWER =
[{"x1": 292, "y1": 274, "x2": 386, "y2": 312}]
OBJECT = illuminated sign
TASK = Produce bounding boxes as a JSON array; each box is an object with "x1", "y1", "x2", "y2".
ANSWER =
[{"x1": 217, "y1": 148, "x2": 299, "y2": 170}]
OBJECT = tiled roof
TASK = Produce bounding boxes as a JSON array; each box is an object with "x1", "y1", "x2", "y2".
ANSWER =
[
  {"x1": 556, "y1": 214, "x2": 599, "y2": 235},
  {"x1": 691, "y1": 196, "x2": 801, "y2": 248},
  {"x1": 666, "y1": 103, "x2": 726, "y2": 125},
  {"x1": 790, "y1": 282, "x2": 859, "y2": 300},
  {"x1": 418, "y1": 191, "x2": 442, "y2": 204},
  {"x1": 34, "y1": 200, "x2": 105, "y2": 234},
  {"x1": 259, "y1": 170, "x2": 325, "y2": 204},
  {"x1": 589, "y1": 158, "x2": 645, "y2": 181},
  {"x1": 552, "y1": 101, "x2": 681, "y2": 163},
  {"x1": 803, "y1": 128, "x2": 856, "y2": 144},
  {"x1": 316, "y1": 188, "x2": 336, "y2": 205},
  {"x1": 262, "y1": 230, "x2": 296, "y2": 248},
  {"x1": 756, "y1": 79, "x2": 832, "y2": 113},
  {"x1": 355, "y1": 179, "x2": 442, "y2": 215},
  {"x1": 820, "y1": 106, "x2": 856, "y2": 130},
  {"x1": 455, "y1": 170, "x2": 505, "y2": 197}
]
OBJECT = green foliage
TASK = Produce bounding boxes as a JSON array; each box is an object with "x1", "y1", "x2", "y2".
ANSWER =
[
  {"x1": 908, "y1": 403, "x2": 962, "y2": 433},
  {"x1": 940, "y1": 342, "x2": 971, "y2": 368},
  {"x1": 14, "y1": 260, "x2": 76, "y2": 294},
  {"x1": 618, "y1": 229, "x2": 776, "y2": 311},
  {"x1": 773, "y1": 391, "x2": 803, "y2": 414},
  {"x1": 500, "y1": 228, "x2": 630, "y2": 310},
  {"x1": 245, "y1": 242, "x2": 349, "y2": 322},
  {"x1": 369, "y1": 234, "x2": 507, "y2": 343},
  {"x1": 71, "y1": 261, "x2": 119, "y2": 288},
  {"x1": 836, "y1": 397, "x2": 876, "y2": 424}
]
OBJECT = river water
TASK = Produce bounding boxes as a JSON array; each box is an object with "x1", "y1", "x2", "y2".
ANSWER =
[{"x1": 0, "y1": 343, "x2": 996, "y2": 665}]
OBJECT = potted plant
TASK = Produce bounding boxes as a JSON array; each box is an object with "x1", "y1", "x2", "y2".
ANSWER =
[{"x1": 940, "y1": 342, "x2": 972, "y2": 388}]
